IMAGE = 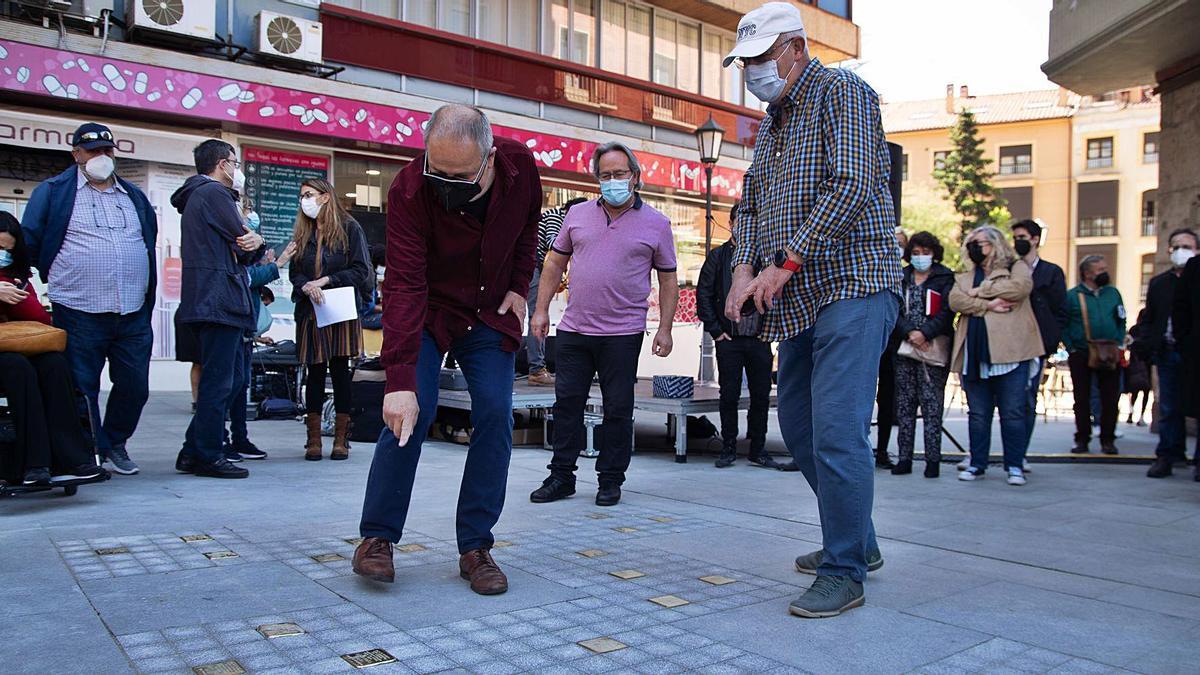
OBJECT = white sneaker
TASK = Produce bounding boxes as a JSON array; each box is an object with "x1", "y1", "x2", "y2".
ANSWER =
[
  {"x1": 1022, "y1": 460, "x2": 1033, "y2": 472},
  {"x1": 955, "y1": 458, "x2": 970, "y2": 472},
  {"x1": 1006, "y1": 467, "x2": 1027, "y2": 486},
  {"x1": 958, "y1": 467, "x2": 985, "y2": 481}
]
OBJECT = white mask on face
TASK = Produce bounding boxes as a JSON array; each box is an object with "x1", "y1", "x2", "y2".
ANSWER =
[
  {"x1": 301, "y1": 196, "x2": 322, "y2": 220},
  {"x1": 223, "y1": 160, "x2": 245, "y2": 193},
  {"x1": 1172, "y1": 247, "x2": 1196, "y2": 269},
  {"x1": 83, "y1": 154, "x2": 115, "y2": 182}
]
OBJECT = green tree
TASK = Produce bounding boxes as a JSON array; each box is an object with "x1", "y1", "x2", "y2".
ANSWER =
[{"x1": 933, "y1": 109, "x2": 1007, "y2": 236}]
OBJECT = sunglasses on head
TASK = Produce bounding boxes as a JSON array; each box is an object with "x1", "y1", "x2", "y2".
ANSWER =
[{"x1": 74, "y1": 130, "x2": 114, "y2": 143}]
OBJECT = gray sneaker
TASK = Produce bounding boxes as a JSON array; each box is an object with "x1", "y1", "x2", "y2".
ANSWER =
[
  {"x1": 794, "y1": 548, "x2": 883, "y2": 575},
  {"x1": 789, "y1": 575, "x2": 865, "y2": 618},
  {"x1": 104, "y1": 444, "x2": 140, "y2": 475}
]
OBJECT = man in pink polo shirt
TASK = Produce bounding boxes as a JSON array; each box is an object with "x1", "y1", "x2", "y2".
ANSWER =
[{"x1": 528, "y1": 141, "x2": 679, "y2": 507}]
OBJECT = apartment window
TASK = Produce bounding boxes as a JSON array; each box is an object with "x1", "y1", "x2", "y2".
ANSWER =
[
  {"x1": 653, "y1": 14, "x2": 677, "y2": 88},
  {"x1": 1143, "y1": 132, "x2": 1159, "y2": 164},
  {"x1": 998, "y1": 186, "x2": 1033, "y2": 223},
  {"x1": 1078, "y1": 180, "x2": 1118, "y2": 237},
  {"x1": 1142, "y1": 189, "x2": 1158, "y2": 237},
  {"x1": 932, "y1": 150, "x2": 949, "y2": 172},
  {"x1": 1087, "y1": 137, "x2": 1113, "y2": 169},
  {"x1": 700, "y1": 31, "x2": 721, "y2": 99},
  {"x1": 901, "y1": 154, "x2": 908, "y2": 182},
  {"x1": 508, "y1": 0, "x2": 537, "y2": 51},
  {"x1": 722, "y1": 36, "x2": 742, "y2": 106},
  {"x1": 1140, "y1": 254, "x2": 1155, "y2": 303},
  {"x1": 404, "y1": 0, "x2": 436, "y2": 26},
  {"x1": 676, "y1": 22, "x2": 700, "y2": 94},
  {"x1": 477, "y1": 0, "x2": 506, "y2": 44},
  {"x1": 600, "y1": 0, "x2": 626, "y2": 75},
  {"x1": 361, "y1": 0, "x2": 399, "y2": 19},
  {"x1": 626, "y1": 5, "x2": 651, "y2": 80},
  {"x1": 998, "y1": 144, "x2": 1032, "y2": 175},
  {"x1": 571, "y1": 0, "x2": 596, "y2": 66},
  {"x1": 816, "y1": 0, "x2": 851, "y2": 19}
]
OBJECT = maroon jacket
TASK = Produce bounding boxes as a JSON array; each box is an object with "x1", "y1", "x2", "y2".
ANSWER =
[{"x1": 382, "y1": 136, "x2": 542, "y2": 393}]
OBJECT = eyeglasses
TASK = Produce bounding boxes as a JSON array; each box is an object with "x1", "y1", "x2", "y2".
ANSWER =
[
  {"x1": 74, "y1": 130, "x2": 114, "y2": 143},
  {"x1": 598, "y1": 170, "x2": 633, "y2": 181},
  {"x1": 224, "y1": 159, "x2": 242, "y2": 169},
  {"x1": 299, "y1": 190, "x2": 323, "y2": 200},
  {"x1": 423, "y1": 154, "x2": 487, "y2": 185},
  {"x1": 735, "y1": 40, "x2": 793, "y2": 69}
]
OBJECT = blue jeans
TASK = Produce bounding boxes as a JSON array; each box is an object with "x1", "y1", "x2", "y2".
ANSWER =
[
  {"x1": 360, "y1": 324, "x2": 514, "y2": 554},
  {"x1": 51, "y1": 302, "x2": 152, "y2": 458},
  {"x1": 525, "y1": 267, "x2": 545, "y2": 372},
  {"x1": 227, "y1": 341, "x2": 253, "y2": 448},
  {"x1": 963, "y1": 363, "x2": 1031, "y2": 472},
  {"x1": 1023, "y1": 359, "x2": 1043, "y2": 451},
  {"x1": 181, "y1": 323, "x2": 246, "y2": 464},
  {"x1": 777, "y1": 291, "x2": 897, "y2": 582},
  {"x1": 1155, "y1": 350, "x2": 1187, "y2": 459}
]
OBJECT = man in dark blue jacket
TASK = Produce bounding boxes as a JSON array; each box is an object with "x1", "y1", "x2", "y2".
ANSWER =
[
  {"x1": 171, "y1": 139, "x2": 266, "y2": 479},
  {"x1": 21, "y1": 123, "x2": 157, "y2": 476},
  {"x1": 1012, "y1": 220, "x2": 1067, "y2": 453}
]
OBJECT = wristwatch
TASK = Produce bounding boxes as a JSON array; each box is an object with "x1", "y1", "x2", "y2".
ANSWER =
[{"x1": 773, "y1": 249, "x2": 801, "y2": 272}]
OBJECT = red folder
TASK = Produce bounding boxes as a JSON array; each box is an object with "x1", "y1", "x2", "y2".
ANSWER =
[{"x1": 926, "y1": 289, "x2": 943, "y2": 316}]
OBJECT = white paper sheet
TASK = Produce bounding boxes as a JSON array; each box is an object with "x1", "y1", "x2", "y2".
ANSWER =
[{"x1": 313, "y1": 286, "x2": 358, "y2": 328}]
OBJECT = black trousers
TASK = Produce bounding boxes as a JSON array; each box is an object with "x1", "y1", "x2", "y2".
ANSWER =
[
  {"x1": 0, "y1": 352, "x2": 94, "y2": 475},
  {"x1": 306, "y1": 357, "x2": 353, "y2": 414},
  {"x1": 549, "y1": 331, "x2": 643, "y2": 486},
  {"x1": 875, "y1": 350, "x2": 897, "y2": 453},
  {"x1": 715, "y1": 337, "x2": 773, "y2": 454},
  {"x1": 1068, "y1": 350, "x2": 1120, "y2": 444}
]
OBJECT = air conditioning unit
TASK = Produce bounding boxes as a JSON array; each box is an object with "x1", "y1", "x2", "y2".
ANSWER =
[
  {"x1": 129, "y1": 0, "x2": 216, "y2": 41},
  {"x1": 256, "y1": 11, "x2": 323, "y2": 65}
]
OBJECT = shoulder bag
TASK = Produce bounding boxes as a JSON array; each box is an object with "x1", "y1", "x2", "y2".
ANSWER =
[
  {"x1": 0, "y1": 320, "x2": 67, "y2": 356},
  {"x1": 896, "y1": 286, "x2": 950, "y2": 367},
  {"x1": 1077, "y1": 292, "x2": 1120, "y2": 370}
]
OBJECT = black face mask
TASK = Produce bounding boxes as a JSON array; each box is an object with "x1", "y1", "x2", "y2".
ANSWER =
[
  {"x1": 427, "y1": 175, "x2": 481, "y2": 212},
  {"x1": 966, "y1": 241, "x2": 987, "y2": 266},
  {"x1": 1094, "y1": 272, "x2": 1111, "y2": 287},
  {"x1": 1013, "y1": 239, "x2": 1032, "y2": 257}
]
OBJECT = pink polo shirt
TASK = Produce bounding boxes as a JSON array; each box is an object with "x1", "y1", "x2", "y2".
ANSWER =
[{"x1": 552, "y1": 196, "x2": 677, "y2": 336}]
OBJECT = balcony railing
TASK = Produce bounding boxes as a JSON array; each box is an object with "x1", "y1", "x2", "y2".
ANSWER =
[
  {"x1": 1142, "y1": 215, "x2": 1158, "y2": 237},
  {"x1": 555, "y1": 72, "x2": 618, "y2": 111}
]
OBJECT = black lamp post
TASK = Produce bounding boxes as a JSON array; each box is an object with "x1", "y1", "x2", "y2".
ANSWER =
[{"x1": 694, "y1": 115, "x2": 725, "y2": 383}]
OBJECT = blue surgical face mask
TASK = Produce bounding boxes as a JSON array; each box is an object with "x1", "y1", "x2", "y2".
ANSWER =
[
  {"x1": 245, "y1": 212, "x2": 261, "y2": 231},
  {"x1": 744, "y1": 46, "x2": 799, "y2": 104},
  {"x1": 600, "y1": 178, "x2": 633, "y2": 207},
  {"x1": 910, "y1": 254, "x2": 933, "y2": 272},
  {"x1": 0, "y1": 249, "x2": 11, "y2": 268}
]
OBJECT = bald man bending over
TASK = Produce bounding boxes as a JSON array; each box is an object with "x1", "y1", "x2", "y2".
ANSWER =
[{"x1": 352, "y1": 104, "x2": 542, "y2": 595}]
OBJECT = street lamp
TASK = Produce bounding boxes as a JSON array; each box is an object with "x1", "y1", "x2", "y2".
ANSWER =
[{"x1": 694, "y1": 115, "x2": 725, "y2": 384}]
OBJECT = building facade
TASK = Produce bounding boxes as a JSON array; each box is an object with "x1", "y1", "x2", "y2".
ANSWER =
[
  {"x1": 0, "y1": 0, "x2": 859, "y2": 376},
  {"x1": 883, "y1": 85, "x2": 1162, "y2": 315}
]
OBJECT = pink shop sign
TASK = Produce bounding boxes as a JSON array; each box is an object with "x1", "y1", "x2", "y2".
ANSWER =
[{"x1": 0, "y1": 39, "x2": 742, "y2": 198}]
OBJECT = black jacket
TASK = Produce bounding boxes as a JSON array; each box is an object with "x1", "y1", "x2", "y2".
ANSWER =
[
  {"x1": 289, "y1": 218, "x2": 373, "y2": 323},
  {"x1": 697, "y1": 241, "x2": 737, "y2": 339},
  {"x1": 171, "y1": 175, "x2": 265, "y2": 331},
  {"x1": 1133, "y1": 270, "x2": 1180, "y2": 358},
  {"x1": 1173, "y1": 256, "x2": 1200, "y2": 418},
  {"x1": 1028, "y1": 258, "x2": 1068, "y2": 356},
  {"x1": 893, "y1": 262, "x2": 956, "y2": 340}
]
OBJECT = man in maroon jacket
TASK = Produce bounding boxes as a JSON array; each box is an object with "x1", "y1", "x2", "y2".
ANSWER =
[{"x1": 352, "y1": 105, "x2": 541, "y2": 595}]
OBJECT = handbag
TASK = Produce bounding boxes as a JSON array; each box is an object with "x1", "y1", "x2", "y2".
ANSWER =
[
  {"x1": 896, "y1": 287, "x2": 950, "y2": 367},
  {"x1": 1077, "y1": 293, "x2": 1120, "y2": 371},
  {"x1": 0, "y1": 320, "x2": 67, "y2": 355}
]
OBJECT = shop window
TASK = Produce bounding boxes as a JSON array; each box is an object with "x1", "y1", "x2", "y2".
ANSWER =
[
  {"x1": 1086, "y1": 137, "x2": 1113, "y2": 169},
  {"x1": 999, "y1": 144, "x2": 1032, "y2": 175},
  {"x1": 998, "y1": 186, "x2": 1033, "y2": 223},
  {"x1": 1140, "y1": 254, "x2": 1154, "y2": 303},
  {"x1": 1077, "y1": 180, "x2": 1118, "y2": 237},
  {"x1": 333, "y1": 154, "x2": 407, "y2": 216},
  {"x1": 1141, "y1": 189, "x2": 1157, "y2": 237},
  {"x1": 1143, "y1": 132, "x2": 1159, "y2": 164}
]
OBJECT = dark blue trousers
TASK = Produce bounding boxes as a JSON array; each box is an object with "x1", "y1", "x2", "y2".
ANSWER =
[
  {"x1": 359, "y1": 324, "x2": 514, "y2": 554},
  {"x1": 182, "y1": 323, "x2": 245, "y2": 464}
]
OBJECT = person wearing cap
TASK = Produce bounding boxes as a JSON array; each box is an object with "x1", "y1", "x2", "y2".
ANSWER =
[
  {"x1": 21, "y1": 122, "x2": 158, "y2": 477},
  {"x1": 723, "y1": 2, "x2": 901, "y2": 618}
]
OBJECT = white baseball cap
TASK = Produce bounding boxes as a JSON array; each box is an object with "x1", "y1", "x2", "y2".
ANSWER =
[{"x1": 723, "y1": 2, "x2": 806, "y2": 68}]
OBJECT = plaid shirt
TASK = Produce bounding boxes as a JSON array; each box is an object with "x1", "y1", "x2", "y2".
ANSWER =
[
  {"x1": 735, "y1": 58, "x2": 901, "y2": 341},
  {"x1": 48, "y1": 171, "x2": 149, "y2": 315}
]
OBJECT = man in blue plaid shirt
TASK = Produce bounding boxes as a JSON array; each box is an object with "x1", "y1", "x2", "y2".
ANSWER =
[{"x1": 723, "y1": 2, "x2": 901, "y2": 618}]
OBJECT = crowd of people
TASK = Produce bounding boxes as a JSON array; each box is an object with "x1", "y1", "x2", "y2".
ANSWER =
[{"x1": 2, "y1": 0, "x2": 1198, "y2": 621}]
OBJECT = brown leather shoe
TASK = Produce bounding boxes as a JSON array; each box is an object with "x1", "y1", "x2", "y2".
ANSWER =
[
  {"x1": 331, "y1": 413, "x2": 351, "y2": 460},
  {"x1": 528, "y1": 369, "x2": 555, "y2": 386},
  {"x1": 459, "y1": 548, "x2": 508, "y2": 595},
  {"x1": 304, "y1": 412, "x2": 323, "y2": 461},
  {"x1": 352, "y1": 537, "x2": 394, "y2": 583}
]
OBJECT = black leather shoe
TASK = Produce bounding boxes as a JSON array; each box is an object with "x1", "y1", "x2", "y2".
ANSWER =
[
  {"x1": 175, "y1": 451, "x2": 197, "y2": 474},
  {"x1": 875, "y1": 449, "x2": 895, "y2": 470},
  {"x1": 891, "y1": 459, "x2": 913, "y2": 475},
  {"x1": 748, "y1": 455, "x2": 782, "y2": 469},
  {"x1": 595, "y1": 484, "x2": 621, "y2": 507},
  {"x1": 1070, "y1": 443, "x2": 1090, "y2": 454},
  {"x1": 924, "y1": 462, "x2": 940, "y2": 478},
  {"x1": 1146, "y1": 457, "x2": 1173, "y2": 478},
  {"x1": 530, "y1": 476, "x2": 575, "y2": 503},
  {"x1": 775, "y1": 461, "x2": 800, "y2": 472},
  {"x1": 715, "y1": 449, "x2": 736, "y2": 468},
  {"x1": 193, "y1": 457, "x2": 249, "y2": 479}
]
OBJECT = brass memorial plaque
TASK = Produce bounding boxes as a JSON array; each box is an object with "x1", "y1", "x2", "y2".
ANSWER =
[
  {"x1": 648, "y1": 595, "x2": 690, "y2": 608},
  {"x1": 341, "y1": 649, "x2": 398, "y2": 669},
  {"x1": 181, "y1": 534, "x2": 214, "y2": 543},
  {"x1": 95, "y1": 547, "x2": 129, "y2": 556},
  {"x1": 257, "y1": 623, "x2": 305, "y2": 639},
  {"x1": 345, "y1": 537, "x2": 365, "y2": 546},
  {"x1": 699, "y1": 575, "x2": 736, "y2": 586},
  {"x1": 609, "y1": 570, "x2": 646, "y2": 580},
  {"x1": 396, "y1": 543, "x2": 427, "y2": 553},
  {"x1": 192, "y1": 659, "x2": 245, "y2": 675},
  {"x1": 203, "y1": 551, "x2": 239, "y2": 560},
  {"x1": 577, "y1": 549, "x2": 607, "y2": 558},
  {"x1": 613, "y1": 527, "x2": 638, "y2": 534},
  {"x1": 311, "y1": 553, "x2": 346, "y2": 563},
  {"x1": 578, "y1": 637, "x2": 627, "y2": 654}
]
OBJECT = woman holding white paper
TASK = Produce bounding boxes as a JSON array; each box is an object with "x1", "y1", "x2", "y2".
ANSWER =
[{"x1": 290, "y1": 178, "x2": 373, "y2": 461}]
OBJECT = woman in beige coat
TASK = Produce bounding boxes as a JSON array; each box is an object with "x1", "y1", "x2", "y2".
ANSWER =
[{"x1": 949, "y1": 225, "x2": 1044, "y2": 485}]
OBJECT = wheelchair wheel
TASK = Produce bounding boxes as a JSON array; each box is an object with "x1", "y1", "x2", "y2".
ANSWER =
[{"x1": 63, "y1": 485, "x2": 78, "y2": 496}]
